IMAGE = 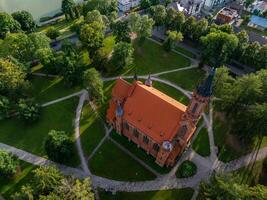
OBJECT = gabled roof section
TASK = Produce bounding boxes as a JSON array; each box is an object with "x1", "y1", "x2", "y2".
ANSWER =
[
  {"x1": 112, "y1": 78, "x2": 132, "y2": 101},
  {"x1": 123, "y1": 81, "x2": 187, "y2": 143}
]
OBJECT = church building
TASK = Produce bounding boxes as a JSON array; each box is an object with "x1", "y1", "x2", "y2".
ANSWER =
[{"x1": 106, "y1": 68, "x2": 216, "y2": 167}]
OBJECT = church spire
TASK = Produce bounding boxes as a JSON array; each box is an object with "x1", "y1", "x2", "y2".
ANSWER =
[
  {"x1": 197, "y1": 67, "x2": 216, "y2": 97},
  {"x1": 145, "y1": 74, "x2": 152, "y2": 87}
]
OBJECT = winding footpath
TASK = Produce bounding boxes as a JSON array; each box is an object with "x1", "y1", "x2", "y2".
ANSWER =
[{"x1": 2, "y1": 66, "x2": 267, "y2": 198}]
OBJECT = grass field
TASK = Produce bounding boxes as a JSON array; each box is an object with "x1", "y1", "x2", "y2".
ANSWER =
[
  {"x1": 89, "y1": 139, "x2": 156, "y2": 181},
  {"x1": 174, "y1": 46, "x2": 197, "y2": 59},
  {"x1": 192, "y1": 127, "x2": 210, "y2": 157},
  {"x1": 0, "y1": 161, "x2": 36, "y2": 198},
  {"x1": 80, "y1": 104, "x2": 106, "y2": 157},
  {"x1": 99, "y1": 188, "x2": 194, "y2": 200},
  {"x1": 160, "y1": 68, "x2": 206, "y2": 91},
  {"x1": 0, "y1": 98, "x2": 80, "y2": 167},
  {"x1": 105, "y1": 38, "x2": 190, "y2": 77},
  {"x1": 28, "y1": 76, "x2": 81, "y2": 104}
]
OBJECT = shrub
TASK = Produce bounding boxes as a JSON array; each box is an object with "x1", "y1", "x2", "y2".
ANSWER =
[
  {"x1": 176, "y1": 160, "x2": 197, "y2": 178},
  {"x1": 44, "y1": 130, "x2": 73, "y2": 163},
  {"x1": 0, "y1": 150, "x2": 19, "y2": 178},
  {"x1": 0, "y1": 95, "x2": 11, "y2": 119},
  {"x1": 18, "y1": 99, "x2": 41, "y2": 123}
]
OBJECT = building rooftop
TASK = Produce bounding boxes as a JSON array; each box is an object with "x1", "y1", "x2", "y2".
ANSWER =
[
  {"x1": 249, "y1": 15, "x2": 267, "y2": 29},
  {"x1": 107, "y1": 78, "x2": 187, "y2": 143}
]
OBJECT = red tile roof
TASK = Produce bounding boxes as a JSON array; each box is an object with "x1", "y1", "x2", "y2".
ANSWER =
[{"x1": 107, "y1": 79, "x2": 187, "y2": 144}]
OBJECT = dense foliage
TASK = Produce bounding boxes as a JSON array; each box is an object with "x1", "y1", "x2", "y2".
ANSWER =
[
  {"x1": 198, "y1": 174, "x2": 267, "y2": 200},
  {"x1": 177, "y1": 160, "x2": 197, "y2": 178},
  {"x1": 0, "y1": 150, "x2": 19, "y2": 178},
  {"x1": 18, "y1": 99, "x2": 41, "y2": 123},
  {"x1": 45, "y1": 130, "x2": 73, "y2": 163},
  {"x1": 12, "y1": 10, "x2": 36, "y2": 33},
  {"x1": 0, "y1": 12, "x2": 21, "y2": 39}
]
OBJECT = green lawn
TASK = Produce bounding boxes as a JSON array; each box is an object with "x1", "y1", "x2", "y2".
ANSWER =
[
  {"x1": 89, "y1": 139, "x2": 156, "y2": 181},
  {"x1": 80, "y1": 104, "x2": 106, "y2": 157},
  {"x1": 28, "y1": 76, "x2": 81, "y2": 104},
  {"x1": 192, "y1": 127, "x2": 210, "y2": 157},
  {"x1": 105, "y1": 38, "x2": 190, "y2": 77},
  {"x1": 174, "y1": 46, "x2": 197, "y2": 59},
  {"x1": 0, "y1": 98, "x2": 80, "y2": 167},
  {"x1": 99, "y1": 188, "x2": 194, "y2": 200},
  {"x1": 110, "y1": 130, "x2": 171, "y2": 174},
  {"x1": 159, "y1": 68, "x2": 206, "y2": 91},
  {"x1": 0, "y1": 161, "x2": 36, "y2": 198}
]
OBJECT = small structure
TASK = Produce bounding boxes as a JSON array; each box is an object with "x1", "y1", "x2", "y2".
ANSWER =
[
  {"x1": 216, "y1": 7, "x2": 238, "y2": 24},
  {"x1": 248, "y1": 15, "x2": 267, "y2": 31},
  {"x1": 118, "y1": 0, "x2": 140, "y2": 12},
  {"x1": 106, "y1": 69, "x2": 216, "y2": 167},
  {"x1": 167, "y1": 0, "x2": 204, "y2": 16}
]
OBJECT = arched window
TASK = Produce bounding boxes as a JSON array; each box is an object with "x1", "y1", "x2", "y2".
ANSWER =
[
  {"x1": 143, "y1": 136, "x2": 149, "y2": 144},
  {"x1": 191, "y1": 103, "x2": 198, "y2": 114},
  {"x1": 153, "y1": 143, "x2": 160, "y2": 152}
]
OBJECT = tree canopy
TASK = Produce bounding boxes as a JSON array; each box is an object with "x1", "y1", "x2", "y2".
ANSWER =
[
  {"x1": 12, "y1": 10, "x2": 36, "y2": 33},
  {"x1": 0, "y1": 12, "x2": 21, "y2": 39}
]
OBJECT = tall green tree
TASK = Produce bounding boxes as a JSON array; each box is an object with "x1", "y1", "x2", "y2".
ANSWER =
[
  {"x1": 140, "y1": 0, "x2": 151, "y2": 9},
  {"x1": 0, "y1": 150, "x2": 18, "y2": 178},
  {"x1": 199, "y1": 174, "x2": 267, "y2": 200},
  {"x1": 182, "y1": 16, "x2": 197, "y2": 40},
  {"x1": 201, "y1": 31, "x2": 238, "y2": 67},
  {"x1": 109, "y1": 42, "x2": 134, "y2": 70},
  {"x1": 18, "y1": 99, "x2": 41, "y2": 123},
  {"x1": 0, "y1": 12, "x2": 21, "y2": 39},
  {"x1": 12, "y1": 10, "x2": 36, "y2": 33},
  {"x1": 163, "y1": 30, "x2": 183, "y2": 51},
  {"x1": 150, "y1": 5, "x2": 166, "y2": 27},
  {"x1": 83, "y1": 68, "x2": 104, "y2": 102},
  {"x1": 85, "y1": 10, "x2": 104, "y2": 25},
  {"x1": 46, "y1": 26, "x2": 61, "y2": 41},
  {"x1": 242, "y1": 41, "x2": 261, "y2": 67},
  {"x1": 0, "y1": 58, "x2": 28, "y2": 97},
  {"x1": 83, "y1": 0, "x2": 118, "y2": 17},
  {"x1": 79, "y1": 21, "x2": 105, "y2": 57},
  {"x1": 192, "y1": 18, "x2": 208, "y2": 41},
  {"x1": 62, "y1": 0, "x2": 76, "y2": 20},
  {"x1": 234, "y1": 30, "x2": 249, "y2": 60},
  {"x1": 136, "y1": 15, "x2": 154, "y2": 43},
  {"x1": 112, "y1": 20, "x2": 131, "y2": 43}
]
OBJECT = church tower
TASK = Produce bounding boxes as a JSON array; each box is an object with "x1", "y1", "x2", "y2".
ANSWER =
[{"x1": 171, "y1": 67, "x2": 216, "y2": 159}]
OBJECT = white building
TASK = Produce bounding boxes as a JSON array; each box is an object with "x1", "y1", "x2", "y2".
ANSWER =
[
  {"x1": 119, "y1": 0, "x2": 140, "y2": 12},
  {"x1": 250, "y1": 1, "x2": 267, "y2": 14},
  {"x1": 167, "y1": 0, "x2": 204, "y2": 16},
  {"x1": 203, "y1": 0, "x2": 234, "y2": 9}
]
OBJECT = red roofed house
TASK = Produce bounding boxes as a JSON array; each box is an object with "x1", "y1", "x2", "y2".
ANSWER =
[{"x1": 106, "y1": 68, "x2": 216, "y2": 167}]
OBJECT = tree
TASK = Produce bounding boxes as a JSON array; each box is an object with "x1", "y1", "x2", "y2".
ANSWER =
[
  {"x1": 79, "y1": 21, "x2": 105, "y2": 57},
  {"x1": 0, "y1": 12, "x2": 21, "y2": 39},
  {"x1": 0, "y1": 58, "x2": 28, "y2": 97},
  {"x1": 140, "y1": 0, "x2": 151, "y2": 9},
  {"x1": 0, "y1": 95, "x2": 11, "y2": 119},
  {"x1": 199, "y1": 174, "x2": 267, "y2": 200},
  {"x1": 182, "y1": 16, "x2": 197, "y2": 40},
  {"x1": 163, "y1": 30, "x2": 183, "y2": 51},
  {"x1": 46, "y1": 26, "x2": 60, "y2": 41},
  {"x1": 127, "y1": 13, "x2": 154, "y2": 44},
  {"x1": 0, "y1": 32, "x2": 50, "y2": 64},
  {"x1": 83, "y1": 68, "x2": 104, "y2": 102},
  {"x1": 256, "y1": 45, "x2": 267, "y2": 70},
  {"x1": 192, "y1": 18, "x2": 208, "y2": 41},
  {"x1": 33, "y1": 166, "x2": 64, "y2": 195},
  {"x1": 12, "y1": 11, "x2": 36, "y2": 33},
  {"x1": 12, "y1": 185, "x2": 34, "y2": 200},
  {"x1": 45, "y1": 130, "x2": 73, "y2": 163},
  {"x1": 112, "y1": 20, "x2": 131, "y2": 43},
  {"x1": 109, "y1": 42, "x2": 134, "y2": 70},
  {"x1": 201, "y1": 31, "x2": 238, "y2": 67},
  {"x1": 83, "y1": 0, "x2": 118, "y2": 16},
  {"x1": 165, "y1": 8, "x2": 177, "y2": 30},
  {"x1": 85, "y1": 10, "x2": 104, "y2": 25},
  {"x1": 163, "y1": 0, "x2": 173, "y2": 6},
  {"x1": 234, "y1": 30, "x2": 249, "y2": 60},
  {"x1": 150, "y1": 5, "x2": 166, "y2": 27},
  {"x1": 34, "y1": 48, "x2": 56, "y2": 73},
  {"x1": 0, "y1": 150, "x2": 18, "y2": 178},
  {"x1": 62, "y1": 0, "x2": 76, "y2": 20},
  {"x1": 242, "y1": 41, "x2": 261, "y2": 67},
  {"x1": 18, "y1": 99, "x2": 41, "y2": 123},
  {"x1": 174, "y1": 11, "x2": 185, "y2": 32}
]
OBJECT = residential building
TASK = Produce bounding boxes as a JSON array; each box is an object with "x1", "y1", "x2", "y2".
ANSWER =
[
  {"x1": 119, "y1": 0, "x2": 140, "y2": 12},
  {"x1": 216, "y1": 7, "x2": 238, "y2": 24},
  {"x1": 167, "y1": 0, "x2": 204, "y2": 15},
  {"x1": 250, "y1": 0, "x2": 267, "y2": 15},
  {"x1": 248, "y1": 15, "x2": 267, "y2": 31},
  {"x1": 106, "y1": 69, "x2": 216, "y2": 167},
  {"x1": 203, "y1": 0, "x2": 234, "y2": 9}
]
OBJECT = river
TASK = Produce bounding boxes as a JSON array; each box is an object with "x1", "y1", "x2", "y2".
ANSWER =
[{"x1": 0, "y1": 0, "x2": 83, "y2": 20}]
